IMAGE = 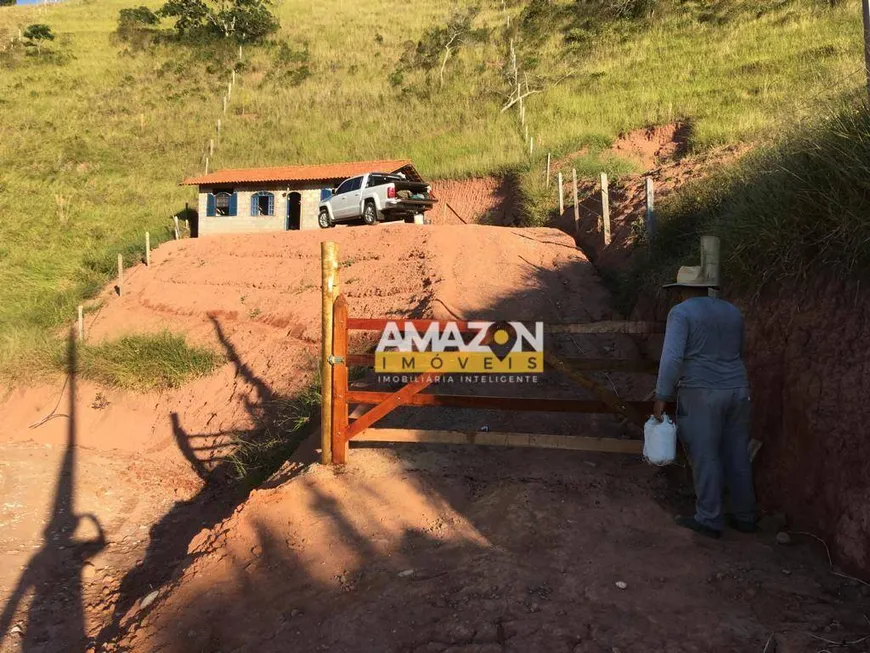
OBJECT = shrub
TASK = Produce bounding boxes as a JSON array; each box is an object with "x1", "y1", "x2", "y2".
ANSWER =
[
  {"x1": 118, "y1": 6, "x2": 160, "y2": 29},
  {"x1": 23, "y1": 24, "x2": 55, "y2": 54}
]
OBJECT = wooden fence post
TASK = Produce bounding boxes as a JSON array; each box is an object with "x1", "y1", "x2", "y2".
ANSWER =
[
  {"x1": 546, "y1": 153, "x2": 551, "y2": 188},
  {"x1": 222, "y1": 95, "x2": 227, "y2": 114},
  {"x1": 557, "y1": 171, "x2": 564, "y2": 215},
  {"x1": 645, "y1": 177, "x2": 656, "y2": 242},
  {"x1": 77, "y1": 305, "x2": 84, "y2": 341},
  {"x1": 530, "y1": 136, "x2": 534, "y2": 156},
  {"x1": 204, "y1": 156, "x2": 209, "y2": 176},
  {"x1": 216, "y1": 118, "x2": 221, "y2": 135},
  {"x1": 320, "y1": 242, "x2": 340, "y2": 465},
  {"x1": 117, "y1": 254, "x2": 123, "y2": 296},
  {"x1": 572, "y1": 168, "x2": 579, "y2": 233},
  {"x1": 601, "y1": 172, "x2": 611, "y2": 245},
  {"x1": 331, "y1": 294, "x2": 349, "y2": 464},
  {"x1": 238, "y1": 44, "x2": 243, "y2": 61},
  {"x1": 231, "y1": 69, "x2": 235, "y2": 86},
  {"x1": 701, "y1": 235, "x2": 721, "y2": 297},
  {"x1": 173, "y1": 215, "x2": 180, "y2": 240},
  {"x1": 209, "y1": 138, "x2": 214, "y2": 156},
  {"x1": 145, "y1": 231, "x2": 151, "y2": 266}
]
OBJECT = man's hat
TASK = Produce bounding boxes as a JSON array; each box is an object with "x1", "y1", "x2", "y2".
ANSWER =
[{"x1": 662, "y1": 266, "x2": 719, "y2": 289}]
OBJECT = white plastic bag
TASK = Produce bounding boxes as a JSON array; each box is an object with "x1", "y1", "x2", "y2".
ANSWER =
[{"x1": 643, "y1": 414, "x2": 677, "y2": 466}]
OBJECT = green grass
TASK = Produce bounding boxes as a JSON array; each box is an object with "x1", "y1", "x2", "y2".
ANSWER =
[
  {"x1": 614, "y1": 96, "x2": 870, "y2": 310},
  {"x1": 74, "y1": 331, "x2": 221, "y2": 390},
  {"x1": 227, "y1": 378, "x2": 320, "y2": 487},
  {"x1": 0, "y1": 0, "x2": 864, "y2": 379}
]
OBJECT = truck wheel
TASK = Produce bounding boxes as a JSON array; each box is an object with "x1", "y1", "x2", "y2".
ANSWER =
[
  {"x1": 363, "y1": 201, "x2": 378, "y2": 226},
  {"x1": 318, "y1": 209, "x2": 333, "y2": 229}
]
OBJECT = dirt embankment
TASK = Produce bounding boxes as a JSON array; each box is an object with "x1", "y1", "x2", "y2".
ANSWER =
[
  {"x1": 567, "y1": 125, "x2": 870, "y2": 576},
  {"x1": 428, "y1": 177, "x2": 521, "y2": 226},
  {"x1": 745, "y1": 280, "x2": 870, "y2": 575},
  {"x1": 566, "y1": 125, "x2": 745, "y2": 275}
]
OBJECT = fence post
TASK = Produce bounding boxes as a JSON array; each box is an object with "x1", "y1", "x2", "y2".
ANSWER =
[
  {"x1": 204, "y1": 156, "x2": 209, "y2": 176},
  {"x1": 320, "y1": 241, "x2": 340, "y2": 465},
  {"x1": 546, "y1": 153, "x2": 551, "y2": 188},
  {"x1": 557, "y1": 171, "x2": 564, "y2": 215},
  {"x1": 331, "y1": 294, "x2": 349, "y2": 464},
  {"x1": 145, "y1": 231, "x2": 151, "y2": 266},
  {"x1": 645, "y1": 177, "x2": 656, "y2": 242},
  {"x1": 209, "y1": 138, "x2": 214, "y2": 156},
  {"x1": 601, "y1": 172, "x2": 611, "y2": 245},
  {"x1": 117, "y1": 254, "x2": 123, "y2": 296},
  {"x1": 239, "y1": 44, "x2": 243, "y2": 61},
  {"x1": 217, "y1": 118, "x2": 221, "y2": 135},
  {"x1": 530, "y1": 136, "x2": 534, "y2": 156},
  {"x1": 572, "y1": 168, "x2": 579, "y2": 233},
  {"x1": 173, "y1": 215, "x2": 180, "y2": 240},
  {"x1": 77, "y1": 305, "x2": 84, "y2": 341},
  {"x1": 222, "y1": 95, "x2": 227, "y2": 114},
  {"x1": 701, "y1": 235, "x2": 721, "y2": 297},
  {"x1": 231, "y1": 69, "x2": 236, "y2": 86}
]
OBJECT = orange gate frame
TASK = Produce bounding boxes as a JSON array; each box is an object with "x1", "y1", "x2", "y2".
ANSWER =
[{"x1": 325, "y1": 292, "x2": 665, "y2": 465}]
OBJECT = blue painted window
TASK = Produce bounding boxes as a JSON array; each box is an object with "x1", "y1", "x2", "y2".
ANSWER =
[
  {"x1": 320, "y1": 188, "x2": 333, "y2": 201},
  {"x1": 251, "y1": 192, "x2": 275, "y2": 216},
  {"x1": 214, "y1": 191, "x2": 237, "y2": 217}
]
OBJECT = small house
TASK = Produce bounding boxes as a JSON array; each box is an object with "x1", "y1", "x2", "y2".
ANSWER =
[{"x1": 182, "y1": 159, "x2": 423, "y2": 236}]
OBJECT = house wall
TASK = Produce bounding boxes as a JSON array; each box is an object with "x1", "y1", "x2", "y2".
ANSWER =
[{"x1": 196, "y1": 183, "x2": 327, "y2": 236}]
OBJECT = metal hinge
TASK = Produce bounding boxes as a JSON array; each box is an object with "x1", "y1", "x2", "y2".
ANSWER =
[{"x1": 327, "y1": 355, "x2": 345, "y2": 365}]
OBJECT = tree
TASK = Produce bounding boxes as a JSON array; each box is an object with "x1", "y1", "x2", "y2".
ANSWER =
[
  {"x1": 393, "y1": 7, "x2": 487, "y2": 91},
  {"x1": 159, "y1": 0, "x2": 278, "y2": 42},
  {"x1": 23, "y1": 24, "x2": 55, "y2": 54},
  {"x1": 159, "y1": 0, "x2": 210, "y2": 34},
  {"x1": 118, "y1": 6, "x2": 160, "y2": 29},
  {"x1": 0, "y1": 0, "x2": 17, "y2": 7}
]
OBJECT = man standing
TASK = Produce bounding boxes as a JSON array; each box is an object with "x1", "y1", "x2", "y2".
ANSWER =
[{"x1": 653, "y1": 266, "x2": 756, "y2": 539}]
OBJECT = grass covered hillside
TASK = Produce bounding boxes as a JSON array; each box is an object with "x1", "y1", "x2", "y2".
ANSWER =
[{"x1": 0, "y1": 0, "x2": 864, "y2": 380}]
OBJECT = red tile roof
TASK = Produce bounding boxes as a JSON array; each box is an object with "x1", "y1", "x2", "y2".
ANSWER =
[{"x1": 182, "y1": 159, "x2": 415, "y2": 186}]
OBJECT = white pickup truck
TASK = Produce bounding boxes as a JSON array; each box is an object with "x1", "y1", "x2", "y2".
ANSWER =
[{"x1": 318, "y1": 172, "x2": 436, "y2": 228}]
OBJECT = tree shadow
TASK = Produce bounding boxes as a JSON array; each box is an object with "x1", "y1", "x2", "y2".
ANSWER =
[
  {"x1": 0, "y1": 332, "x2": 106, "y2": 651},
  {"x1": 93, "y1": 316, "x2": 318, "y2": 647}
]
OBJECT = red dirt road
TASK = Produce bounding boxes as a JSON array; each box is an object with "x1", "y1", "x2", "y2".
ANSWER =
[{"x1": 2, "y1": 224, "x2": 869, "y2": 652}]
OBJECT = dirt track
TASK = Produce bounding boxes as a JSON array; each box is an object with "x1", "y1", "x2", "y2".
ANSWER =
[{"x1": 2, "y1": 223, "x2": 870, "y2": 652}]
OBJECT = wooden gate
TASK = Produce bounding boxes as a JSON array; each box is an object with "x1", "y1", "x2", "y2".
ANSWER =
[{"x1": 319, "y1": 242, "x2": 665, "y2": 465}]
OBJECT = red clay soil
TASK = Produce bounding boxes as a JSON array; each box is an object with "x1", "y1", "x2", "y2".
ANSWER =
[
  {"x1": 561, "y1": 124, "x2": 870, "y2": 577},
  {"x1": 110, "y1": 447, "x2": 870, "y2": 653},
  {"x1": 2, "y1": 224, "x2": 869, "y2": 653},
  {"x1": 744, "y1": 279, "x2": 870, "y2": 576},
  {"x1": 567, "y1": 143, "x2": 746, "y2": 277},
  {"x1": 429, "y1": 177, "x2": 521, "y2": 226}
]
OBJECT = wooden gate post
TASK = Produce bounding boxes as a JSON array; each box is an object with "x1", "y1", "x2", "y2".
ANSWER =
[
  {"x1": 320, "y1": 241, "x2": 340, "y2": 465},
  {"x1": 331, "y1": 295, "x2": 349, "y2": 464}
]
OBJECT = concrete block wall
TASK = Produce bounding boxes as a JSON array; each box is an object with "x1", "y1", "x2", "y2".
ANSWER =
[{"x1": 196, "y1": 184, "x2": 327, "y2": 236}]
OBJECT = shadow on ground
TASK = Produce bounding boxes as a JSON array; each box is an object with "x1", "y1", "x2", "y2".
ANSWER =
[{"x1": 0, "y1": 334, "x2": 106, "y2": 651}]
